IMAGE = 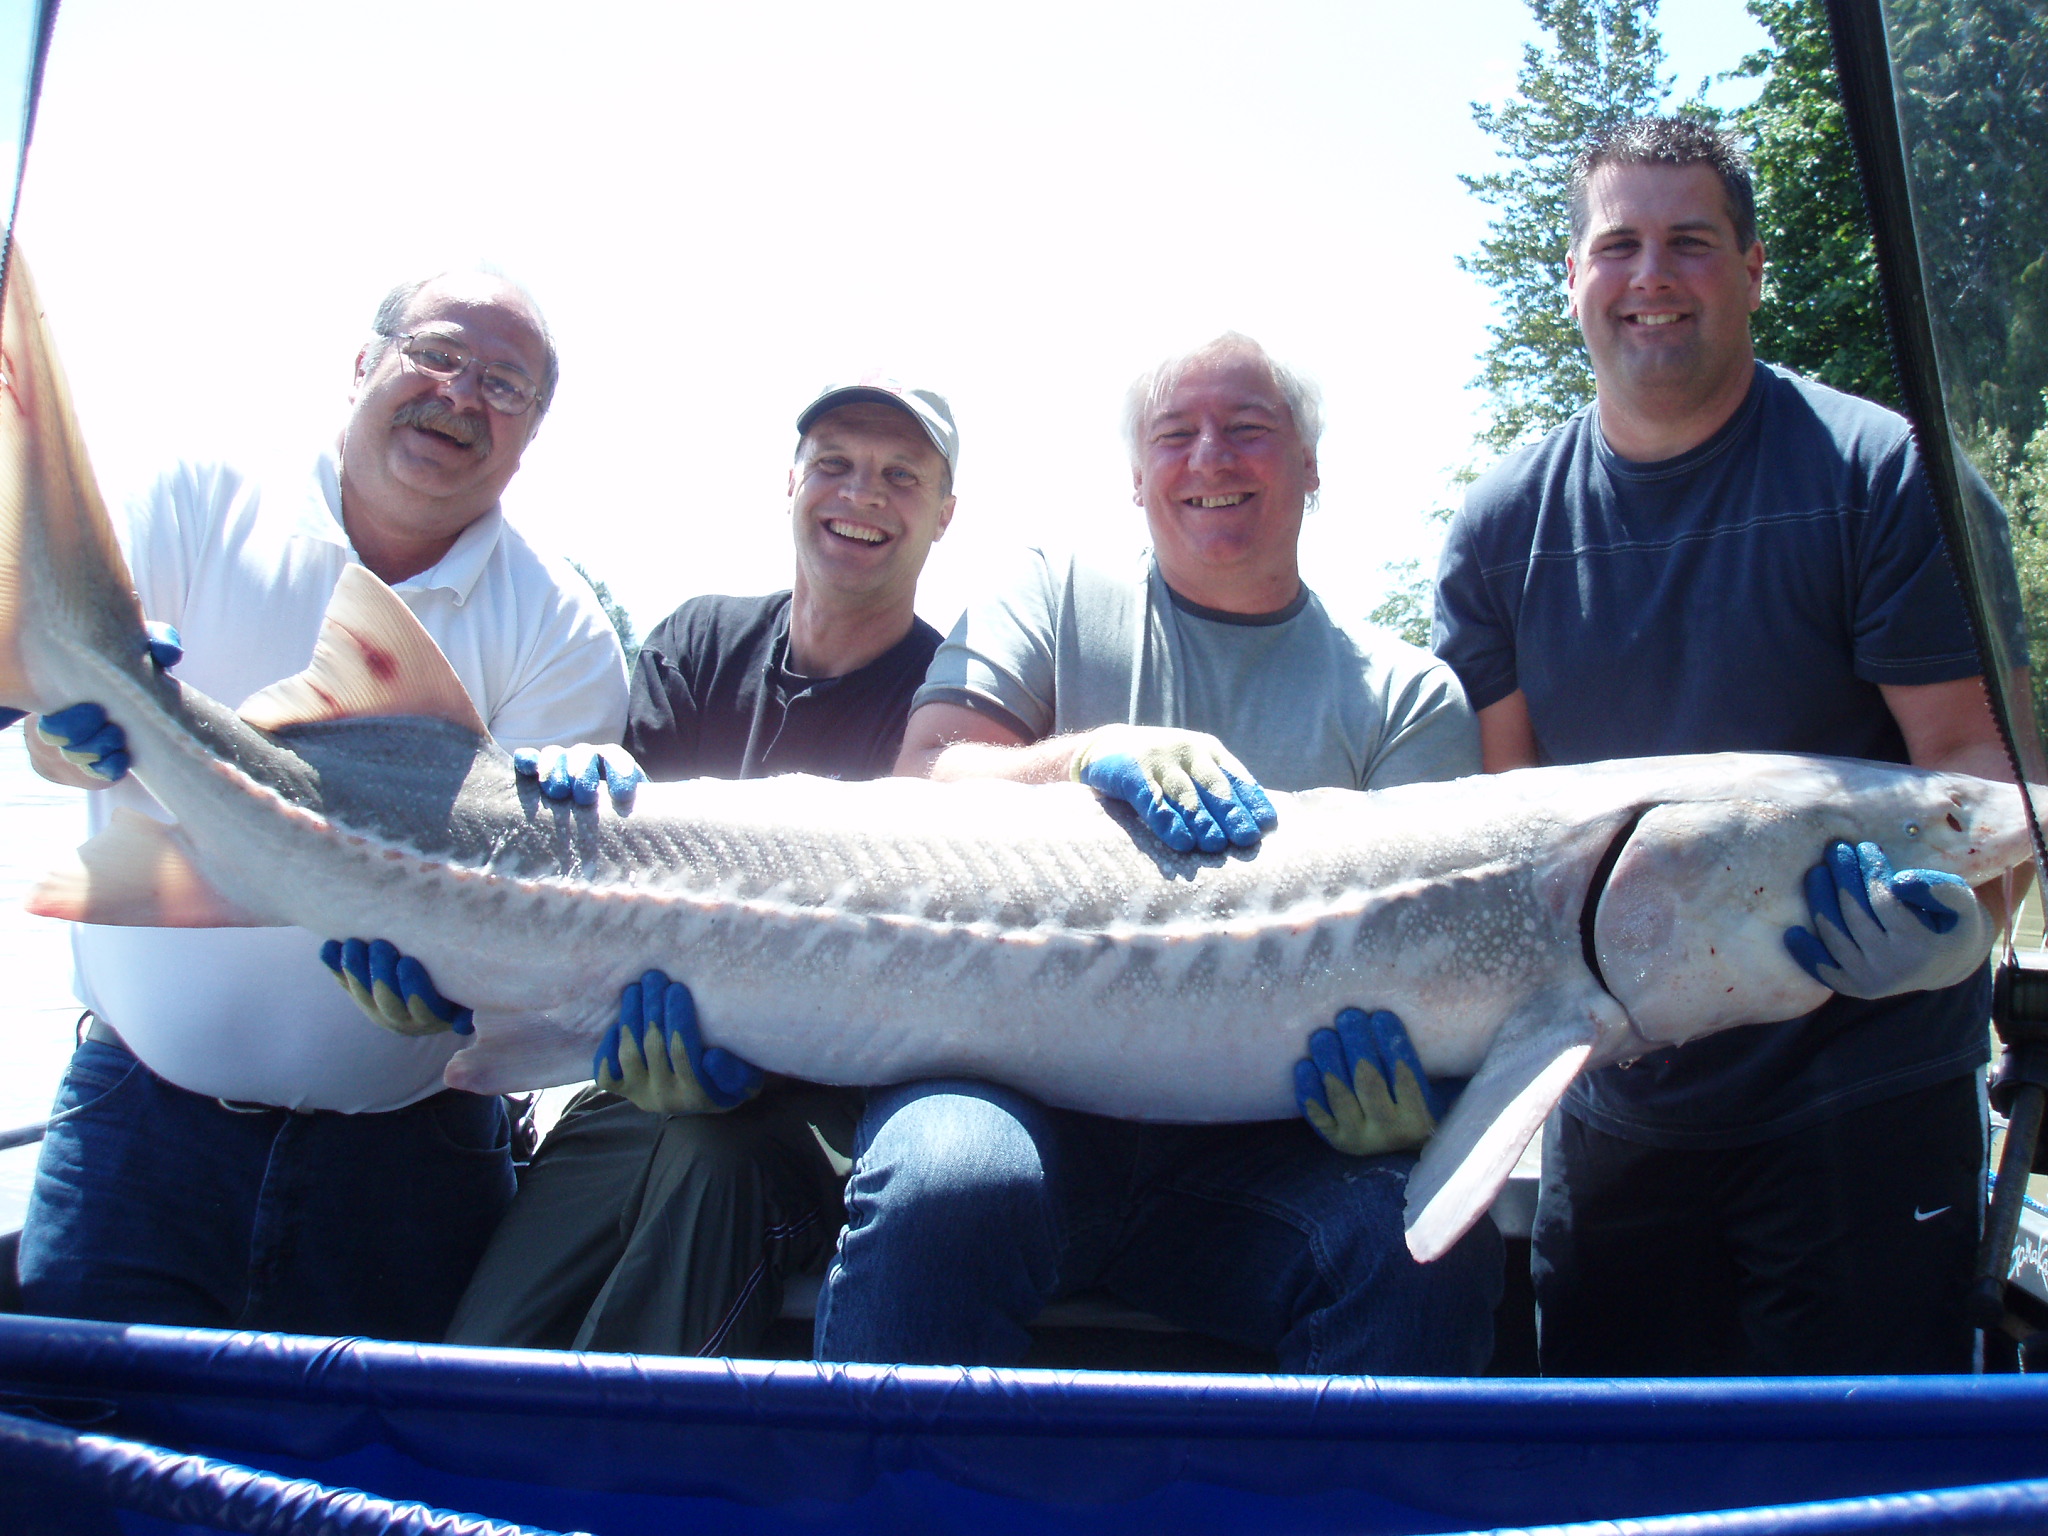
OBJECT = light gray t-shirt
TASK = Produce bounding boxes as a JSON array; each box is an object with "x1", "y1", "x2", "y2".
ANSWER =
[{"x1": 914, "y1": 548, "x2": 1478, "y2": 792}]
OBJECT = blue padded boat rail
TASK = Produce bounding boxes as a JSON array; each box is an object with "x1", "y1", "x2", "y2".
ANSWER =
[
  {"x1": 0, "y1": 1407, "x2": 582, "y2": 1536},
  {"x1": 8, "y1": 1314, "x2": 2048, "y2": 1535},
  {"x1": 10, "y1": 1311, "x2": 2048, "y2": 1442},
  {"x1": 1438, "y1": 1477, "x2": 2048, "y2": 1535}
]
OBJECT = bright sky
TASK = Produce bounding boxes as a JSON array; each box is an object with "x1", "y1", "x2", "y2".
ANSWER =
[{"x1": 11, "y1": 0, "x2": 1767, "y2": 640}]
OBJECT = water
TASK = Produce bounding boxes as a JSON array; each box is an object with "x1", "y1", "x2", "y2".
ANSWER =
[{"x1": 0, "y1": 727, "x2": 88, "y2": 1232}]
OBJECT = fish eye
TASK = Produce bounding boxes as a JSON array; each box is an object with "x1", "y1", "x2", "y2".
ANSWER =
[{"x1": 1905, "y1": 822, "x2": 1921, "y2": 837}]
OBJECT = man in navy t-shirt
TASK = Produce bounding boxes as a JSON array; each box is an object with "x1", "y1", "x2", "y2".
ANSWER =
[{"x1": 1432, "y1": 117, "x2": 2010, "y2": 1374}]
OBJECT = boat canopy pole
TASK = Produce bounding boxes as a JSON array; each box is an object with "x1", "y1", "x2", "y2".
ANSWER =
[{"x1": 1823, "y1": 0, "x2": 2048, "y2": 840}]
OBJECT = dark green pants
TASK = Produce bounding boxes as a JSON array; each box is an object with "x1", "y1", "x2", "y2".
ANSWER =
[{"x1": 446, "y1": 1082, "x2": 859, "y2": 1357}]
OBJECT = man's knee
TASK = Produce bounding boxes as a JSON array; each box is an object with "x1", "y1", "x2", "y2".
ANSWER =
[{"x1": 854, "y1": 1081, "x2": 1054, "y2": 1216}]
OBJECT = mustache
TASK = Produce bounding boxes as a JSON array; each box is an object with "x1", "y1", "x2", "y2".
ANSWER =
[{"x1": 392, "y1": 396, "x2": 488, "y2": 450}]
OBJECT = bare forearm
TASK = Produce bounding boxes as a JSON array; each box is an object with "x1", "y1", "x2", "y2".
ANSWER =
[
  {"x1": 1477, "y1": 691, "x2": 1540, "y2": 774},
  {"x1": 927, "y1": 733, "x2": 1089, "y2": 785}
]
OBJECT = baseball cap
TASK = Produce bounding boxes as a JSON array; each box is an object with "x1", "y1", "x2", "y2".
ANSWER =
[{"x1": 795, "y1": 374, "x2": 959, "y2": 473}]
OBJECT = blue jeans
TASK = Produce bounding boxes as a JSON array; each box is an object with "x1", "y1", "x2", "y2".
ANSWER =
[
  {"x1": 16, "y1": 1039, "x2": 514, "y2": 1341},
  {"x1": 814, "y1": 1080, "x2": 1502, "y2": 1374}
]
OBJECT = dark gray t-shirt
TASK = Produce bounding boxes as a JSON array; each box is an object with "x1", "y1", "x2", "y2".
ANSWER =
[
  {"x1": 1435, "y1": 363, "x2": 1990, "y2": 1148},
  {"x1": 915, "y1": 548, "x2": 1480, "y2": 793}
]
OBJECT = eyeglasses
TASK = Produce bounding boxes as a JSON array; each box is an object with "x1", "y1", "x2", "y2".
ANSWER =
[{"x1": 393, "y1": 332, "x2": 542, "y2": 416}]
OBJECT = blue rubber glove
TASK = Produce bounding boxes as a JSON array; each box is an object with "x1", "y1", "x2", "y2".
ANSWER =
[
  {"x1": 1071, "y1": 724, "x2": 1278, "y2": 853},
  {"x1": 26, "y1": 622, "x2": 183, "y2": 782},
  {"x1": 321, "y1": 936, "x2": 475, "y2": 1036},
  {"x1": 513, "y1": 742, "x2": 646, "y2": 807},
  {"x1": 1783, "y1": 840, "x2": 1993, "y2": 998},
  {"x1": 1295, "y1": 1007, "x2": 1460, "y2": 1156},
  {"x1": 593, "y1": 969, "x2": 763, "y2": 1114}
]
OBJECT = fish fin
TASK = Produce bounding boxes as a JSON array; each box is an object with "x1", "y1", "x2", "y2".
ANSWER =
[
  {"x1": 0, "y1": 250, "x2": 144, "y2": 714},
  {"x1": 27, "y1": 807, "x2": 284, "y2": 927},
  {"x1": 441, "y1": 1009, "x2": 599, "y2": 1096},
  {"x1": 1404, "y1": 982, "x2": 1623, "y2": 1263},
  {"x1": 237, "y1": 564, "x2": 486, "y2": 735}
]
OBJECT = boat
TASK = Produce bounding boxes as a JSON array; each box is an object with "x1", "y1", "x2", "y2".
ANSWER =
[{"x1": 3, "y1": 0, "x2": 2047, "y2": 1529}]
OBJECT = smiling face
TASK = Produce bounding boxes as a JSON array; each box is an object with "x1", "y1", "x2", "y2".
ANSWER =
[
  {"x1": 788, "y1": 400, "x2": 955, "y2": 612},
  {"x1": 340, "y1": 272, "x2": 548, "y2": 543},
  {"x1": 1132, "y1": 352, "x2": 1318, "y2": 613},
  {"x1": 1567, "y1": 161, "x2": 1764, "y2": 431}
]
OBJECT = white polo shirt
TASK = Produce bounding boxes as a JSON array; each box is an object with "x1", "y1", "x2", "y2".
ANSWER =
[{"x1": 69, "y1": 448, "x2": 629, "y2": 1112}]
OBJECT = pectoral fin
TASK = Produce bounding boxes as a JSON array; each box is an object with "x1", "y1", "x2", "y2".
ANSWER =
[
  {"x1": 1404, "y1": 981, "x2": 1626, "y2": 1263},
  {"x1": 28, "y1": 807, "x2": 283, "y2": 927},
  {"x1": 442, "y1": 1008, "x2": 602, "y2": 1096}
]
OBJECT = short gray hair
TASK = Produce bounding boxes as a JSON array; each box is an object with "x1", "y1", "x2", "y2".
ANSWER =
[
  {"x1": 360, "y1": 266, "x2": 561, "y2": 419},
  {"x1": 1121, "y1": 332, "x2": 1324, "y2": 470}
]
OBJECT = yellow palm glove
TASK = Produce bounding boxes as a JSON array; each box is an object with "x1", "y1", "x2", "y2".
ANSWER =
[
  {"x1": 592, "y1": 969, "x2": 764, "y2": 1115},
  {"x1": 321, "y1": 938, "x2": 473, "y2": 1037},
  {"x1": 1295, "y1": 1008, "x2": 1454, "y2": 1156},
  {"x1": 1070, "y1": 724, "x2": 1278, "y2": 853}
]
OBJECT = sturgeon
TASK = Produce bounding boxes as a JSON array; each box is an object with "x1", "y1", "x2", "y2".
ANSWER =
[{"x1": 0, "y1": 259, "x2": 2038, "y2": 1261}]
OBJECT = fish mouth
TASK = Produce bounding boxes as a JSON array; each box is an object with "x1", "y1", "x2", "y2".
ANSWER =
[{"x1": 1579, "y1": 803, "x2": 1656, "y2": 996}]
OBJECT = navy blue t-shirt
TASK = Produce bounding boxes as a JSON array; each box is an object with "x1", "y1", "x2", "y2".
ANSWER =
[{"x1": 1435, "y1": 363, "x2": 1990, "y2": 1148}]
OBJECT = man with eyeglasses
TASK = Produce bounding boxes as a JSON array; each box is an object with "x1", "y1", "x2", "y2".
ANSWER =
[{"x1": 14, "y1": 269, "x2": 628, "y2": 1343}]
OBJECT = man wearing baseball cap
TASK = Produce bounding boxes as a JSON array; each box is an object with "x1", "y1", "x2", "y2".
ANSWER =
[{"x1": 445, "y1": 376, "x2": 957, "y2": 1357}]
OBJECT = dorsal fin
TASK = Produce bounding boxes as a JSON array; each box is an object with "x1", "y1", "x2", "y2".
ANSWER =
[
  {"x1": 238, "y1": 563, "x2": 486, "y2": 735},
  {"x1": 28, "y1": 807, "x2": 283, "y2": 927}
]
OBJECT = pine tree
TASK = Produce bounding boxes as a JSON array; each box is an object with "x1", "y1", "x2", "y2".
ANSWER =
[
  {"x1": 571, "y1": 561, "x2": 639, "y2": 670},
  {"x1": 1732, "y1": 0, "x2": 1895, "y2": 406},
  {"x1": 1460, "y1": 0, "x2": 1672, "y2": 452},
  {"x1": 1887, "y1": 0, "x2": 2048, "y2": 444}
]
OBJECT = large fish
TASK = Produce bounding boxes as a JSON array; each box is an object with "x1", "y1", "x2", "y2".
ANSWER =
[{"x1": 0, "y1": 260, "x2": 2037, "y2": 1261}]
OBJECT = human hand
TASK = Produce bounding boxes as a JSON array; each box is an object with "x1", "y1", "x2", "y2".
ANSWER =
[
  {"x1": 1070, "y1": 724, "x2": 1277, "y2": 853},
  {"x1": 1783, "y1": 840, "x2": 1992, "y2": 998},
  {"x1": 513, "y1": 742, "x2": 646, "y2": 807},
  {"x1": 24, "y1": 622, "x2": 183, "y2": 783},
  {"x1": 321, "y1": 936, "x2": 475, "y2": 1036},
  {"x1": 1294, "y1": 1007, "x2": 1457, "y2": 1156},
  {"x1": 593, "y1": 969, "x2": 764, "y2": 1115}
]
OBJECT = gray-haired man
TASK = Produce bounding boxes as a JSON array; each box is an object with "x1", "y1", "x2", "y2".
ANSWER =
[{"x1": 814, "y1": 334, "x2": 1503, "y2": 1372}]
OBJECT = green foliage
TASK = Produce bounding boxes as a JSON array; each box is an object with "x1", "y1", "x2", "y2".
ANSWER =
[
  {"x1": 1367, "y1": 487, "x2": 1466, "y2": 650},
  {"x1": 1371, "y1": 2, "x2": 1673, "y2": 643},
  {"x1": 1965, "y1": 411, "x2": 2048, "y2": 735},
  {"x1": 1459, "y1": 0, "x2": 1672, "y2": 452},
  {"x1": 1730, "y1": 0, "x2": 2048, "y2": 437},
  {"x1": 1369, "y1": 558, "x2": 1436, "y2": 651},
  {"x1": 1887, "y1": 0, "x2": 2048, "y2": 444},
  {"x1": 1731, "y1": 0, "x2": 1895, "y2": 405},
  {"x1": 571, "y1": 561, "x2": 640, "y2": 670}
]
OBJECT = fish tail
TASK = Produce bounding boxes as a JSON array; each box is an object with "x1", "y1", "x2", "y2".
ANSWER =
[{"x1": 0, "y1": 247, "x2": 146, "y2": 717}]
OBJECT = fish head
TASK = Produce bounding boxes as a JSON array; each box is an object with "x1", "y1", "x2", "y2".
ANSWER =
[{"x1": 1591, "y1": 759, "x2": 2038, "y2": 1048}]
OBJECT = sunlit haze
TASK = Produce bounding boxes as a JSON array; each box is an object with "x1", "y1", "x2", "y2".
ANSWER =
[{"x1": 15, "y1": 0, "x2": 1767, "y2": 640}]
